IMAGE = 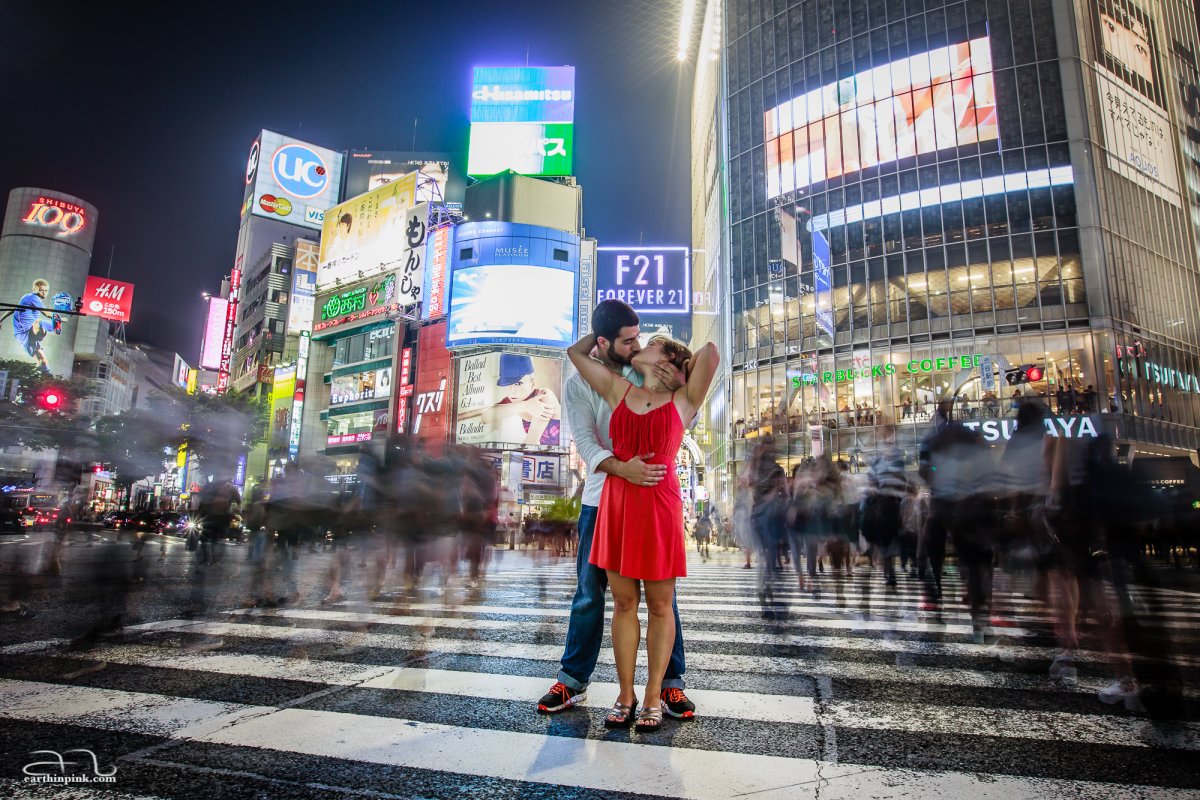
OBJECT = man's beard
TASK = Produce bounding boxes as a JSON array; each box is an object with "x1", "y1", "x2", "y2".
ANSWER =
[{"x1": 607, "y1": 342, "x2": 632, "y2": 367}]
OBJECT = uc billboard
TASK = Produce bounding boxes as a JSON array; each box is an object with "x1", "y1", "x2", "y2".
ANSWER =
[
  {"x1": 467, "y1": 66, "x2": 575, "y2": 178},
  {"x1": 242, "y1": 129, "x2": 345, "y2": 231},
  {"x1": 446, "y1": 222, "x2": 579, "y2": 349}
]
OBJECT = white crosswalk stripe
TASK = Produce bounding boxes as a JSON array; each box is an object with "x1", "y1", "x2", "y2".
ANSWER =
[{"x1": 1, "y1": 553, "x2": 1197, "y2": 799}]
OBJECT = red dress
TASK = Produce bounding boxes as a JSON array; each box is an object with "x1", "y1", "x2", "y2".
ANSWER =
[{"x1": 590, "y1": 388, "x2": 687, "y2": 581}]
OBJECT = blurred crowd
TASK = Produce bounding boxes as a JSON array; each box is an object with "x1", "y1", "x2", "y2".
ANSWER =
[{"x1": 736, "y1": 399, "x2": 1196, "y2": 715}]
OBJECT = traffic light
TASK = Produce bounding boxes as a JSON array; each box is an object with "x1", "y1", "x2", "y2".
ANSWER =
[
  {"x1": 35, "y1": 386, "x2": 67, "y2": 411},
  {"x1": 1004, "y1": 365, "x2": 1045, "y2": 385}
]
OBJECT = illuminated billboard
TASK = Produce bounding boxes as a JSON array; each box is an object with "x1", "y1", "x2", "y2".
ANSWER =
[
  {"x1": 242, "y1": 130, "x2": 345, "y2": 231},
  {"x1": 455, "y1": 351, "x2": 563, "y2": 447},
  {"x1": 764, "y1": 37, "x2": 998, "y2": 198},
  {"x1": 422, "y1": 225, "x2": 451, "y2": 320},
  {"x1": 199, "y1": 296, "x2": 229, "y2": 370},
  {"x1": 0, "y1": 189, "x2": 97, "y2": 376},
  {"x1": 81, "y1": 276, "x2": 135, "y2": 323},
  {"x1": 445, "y1": 222, "x2": 578, "y2": 349},
  {"x1": 316, "y1": 172, "x2": 418, "y2": 291},
  {"x1": 314, "y1": 272, "x2": 401, "y2": 335},
  {"x1": 471, "y1": 67, "x2": 575, "y2": 122},
  {"x1": 595, "y1": 247, "x2": 690, "y2": 315},
  {"x1": 468, "y1": 66, "x2": 575, "y2": 178},
  {"x1": 344, "y1": 152, "x2": 455, "y2": 205},
  {"x1": 288, "y1": 239, "x2": 318, "y2": 335},
  {"x1": 413, "y1": 322, "x2": 453, "y2": 442},
  {"x1": 330, "y1": 366, "x2": 393, "y2": 407}
]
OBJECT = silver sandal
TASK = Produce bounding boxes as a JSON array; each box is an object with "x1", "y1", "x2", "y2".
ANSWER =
[{"x1": 634, "y1": 703, "x2": 664, "y2": 732}]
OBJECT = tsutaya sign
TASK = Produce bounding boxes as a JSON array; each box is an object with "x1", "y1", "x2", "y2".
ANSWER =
[
  {"x1": 791, "y1": 354, "x2": 983, "y2": 388},
  {"x1": 963, "y1": 415, "x2": 1100, "y2": 442},
  {"x1": 1143, "y1": 360, "x2": 1200, "y2": 394}
]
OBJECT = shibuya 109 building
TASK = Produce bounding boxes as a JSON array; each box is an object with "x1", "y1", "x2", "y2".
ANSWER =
[{"x1": 690, "y1": 0, "x2": 1200, "y2": 487}]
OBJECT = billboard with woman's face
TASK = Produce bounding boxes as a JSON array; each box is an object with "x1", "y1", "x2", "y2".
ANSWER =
[{"x1": 455, "y1": 351, "x2": 563, "y2": 447}]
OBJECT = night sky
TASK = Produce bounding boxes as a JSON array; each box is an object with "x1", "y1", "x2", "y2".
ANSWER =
[{"x1": 0, "y1": 0, "x2": 693, "y2": 361}]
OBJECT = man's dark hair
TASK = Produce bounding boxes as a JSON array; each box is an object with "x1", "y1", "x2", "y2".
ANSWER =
[{"x1": 592, "y1": 299, "x2": 639, "y2": 342}]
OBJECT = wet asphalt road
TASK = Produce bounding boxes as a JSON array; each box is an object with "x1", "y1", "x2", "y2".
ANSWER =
[{"x1": 1, "y1": 529, "x2": 1198, "y2": 799}]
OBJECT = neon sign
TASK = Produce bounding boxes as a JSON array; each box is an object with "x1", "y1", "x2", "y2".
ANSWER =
[
  {"x1": 791, "y1": 354, "x2": 983, "y2": 387},
  {"x1": 22, "y1": 197, "x2": 86, "y2": 236}
]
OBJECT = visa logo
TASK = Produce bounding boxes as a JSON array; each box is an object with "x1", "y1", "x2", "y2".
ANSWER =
[{"x1": 305, "y1": 206, "x2": 325, "y2": 224}]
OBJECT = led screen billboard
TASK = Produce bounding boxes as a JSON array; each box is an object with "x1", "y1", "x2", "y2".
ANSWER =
[
  {"x1": 455, "y1": 351, "x2": 562, "y2": 447},
  {"x1": 317, "y1": 173, "x2": 418, "y2": 291},
  {"x1": 595, "y1": 247, "x2": 690, "y2": 315},
  {"x1": 344, "y1": 152, "x2": 453, "y2": 204},
  {"x1": 467, "y1": 123, "x2": 573, "y2": 177},
  {"x1": 764, "y1": 37, "x2": 998, "y2": 198},
  {"x1": 199, "y1": 297, "x2": 229, "y2": 370},
  {"x1": 471, "y1": 66, "x2": 575, "y2": 122},
  {"x1": 242, "y1": 130, "x2": 345, "y2": 231},
  {"x1": 467, "y1": 66, "x2": 575, "y2": 178},
  {"x1": 446, "y1": 222, "x2": 578, "y2": 348}
]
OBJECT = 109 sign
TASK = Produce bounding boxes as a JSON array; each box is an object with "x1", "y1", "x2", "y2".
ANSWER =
[{"x1": 595, "y1": 247, "x2": 690, "y2": 315}]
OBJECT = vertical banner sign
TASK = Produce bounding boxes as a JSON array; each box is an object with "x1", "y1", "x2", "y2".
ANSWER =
[
  {"x1": 423, "y1": 225, "x2": 451, "y2": 320},
  {"x1": 980, "y1": 355, "x2": 996, "y2": 392},
  {"x1": 396, "y1": 347, "x2": 414, "y2": 433},
  {"x1": 288, "y1": 331, "x2": 310, "y2": 460},
  {"x1": 577, "y1": 248, "x2": 593, "y2": 336},
  {"x1": 400, "y1": 203, "x2": 429, "y2": 308},
  {"x1": 811, "y1": 228, "x2": 834, "y2": 337},
  {"x1": 217, "y1": 265, "x2": 243, "y2": 393}
]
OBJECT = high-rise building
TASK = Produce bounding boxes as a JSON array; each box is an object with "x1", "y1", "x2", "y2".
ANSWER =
[
  {"x1": 0, "y1": 188, "x2": 97, "y2": 376},
  {"x1": 698, "y1": 0, "x2": 1200, "y2": 479}
]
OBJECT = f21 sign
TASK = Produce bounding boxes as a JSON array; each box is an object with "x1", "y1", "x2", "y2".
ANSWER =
[{"x1": 595, "y1": 247, "x2": 690, "y2": 315}]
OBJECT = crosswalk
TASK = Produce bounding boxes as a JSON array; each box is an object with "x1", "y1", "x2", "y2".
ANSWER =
[{"x1": 1, "y1": 549, "x2": 1198, "y2": 799}]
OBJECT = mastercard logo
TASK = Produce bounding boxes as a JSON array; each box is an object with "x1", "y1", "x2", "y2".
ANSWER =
[{"x1": 258, "y1": 194, "x2": 293, "y2": 216}]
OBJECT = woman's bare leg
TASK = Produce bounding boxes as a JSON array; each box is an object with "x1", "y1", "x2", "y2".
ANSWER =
[
  {"x1": 607, "y1": 571, "x2": 641, "y2": 705},
  {"x1": 642, "y1": 577, "x2": 677, "y2": 706}
]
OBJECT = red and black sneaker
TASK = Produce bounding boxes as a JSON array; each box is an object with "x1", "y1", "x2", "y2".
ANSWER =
[
  {"x1": 537, "y1": 681, "x2": 586, "y2": 714},
  {"x1": 660, "y1": 688, "x2": 696, "y2": 720}
]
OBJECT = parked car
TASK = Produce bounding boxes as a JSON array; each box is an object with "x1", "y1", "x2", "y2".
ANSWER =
[{"x1": 0, "y1": 505, "x2": 25, "y2": 534}]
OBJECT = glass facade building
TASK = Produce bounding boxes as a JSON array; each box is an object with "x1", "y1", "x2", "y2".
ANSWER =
[{"x1": 703, "y1": 0, "x2": 1200, "y2": 477}]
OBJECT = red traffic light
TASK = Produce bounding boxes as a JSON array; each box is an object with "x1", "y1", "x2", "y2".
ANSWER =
[
  {"x1": 1026, "y1": 366, "x2": 1043, "y2": 382},
  {"x1": 36, "y1": 387, "x2": 67, "y2": 411}
]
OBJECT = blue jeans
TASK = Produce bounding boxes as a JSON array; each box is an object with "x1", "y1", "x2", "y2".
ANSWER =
[{"x1": 557, "y1": 504, "x2": 686, "y2": 692}]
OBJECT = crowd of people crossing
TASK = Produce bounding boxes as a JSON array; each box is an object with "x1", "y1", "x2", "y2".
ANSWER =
[{"x1": 734, "y1": 398, "x2": 1191, "y2": 714}]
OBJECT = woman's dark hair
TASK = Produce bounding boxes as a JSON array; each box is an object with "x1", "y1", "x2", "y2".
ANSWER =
[{"x1": 592, "y1": 299, "x2": 639, "y2": 342}]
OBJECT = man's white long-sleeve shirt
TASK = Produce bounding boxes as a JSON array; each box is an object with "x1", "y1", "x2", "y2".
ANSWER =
[{"x1": 565, "y1": 366, "x2": 641, "y2": 507}]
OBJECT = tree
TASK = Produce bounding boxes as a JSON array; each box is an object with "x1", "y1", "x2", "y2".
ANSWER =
[
  {"x1": 93, "y1": 401, "x2": 181, "y2": 506},
  {"x1": 0, "y1": 359, "x2": 94, "y2": 451},
  {"x1": 90, "y1": 387, "x2": 268, "y2": 500}
]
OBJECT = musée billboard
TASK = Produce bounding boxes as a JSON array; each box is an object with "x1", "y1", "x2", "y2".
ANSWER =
[
  {"x1": 242, "y1": 130, "x2": 345, "y2": 231},
  {"x1": 445, "y1": 222, "x2": 578, "y2": 349}
]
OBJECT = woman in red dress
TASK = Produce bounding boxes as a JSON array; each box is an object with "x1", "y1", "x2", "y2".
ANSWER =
[{"x1": 566, "y1": 332, "x2": 719, "y2": 732}]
